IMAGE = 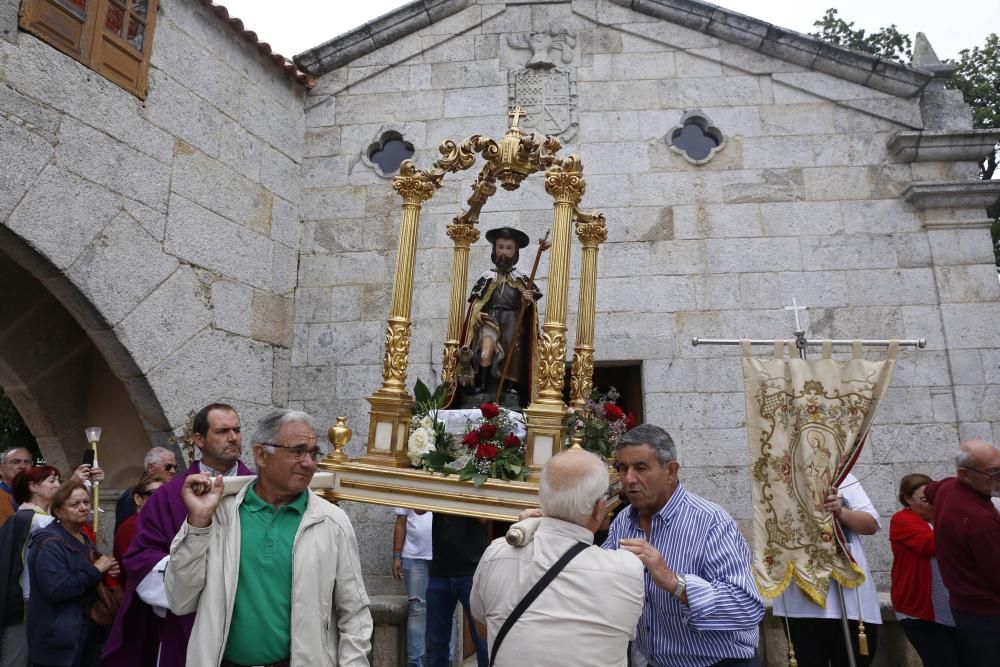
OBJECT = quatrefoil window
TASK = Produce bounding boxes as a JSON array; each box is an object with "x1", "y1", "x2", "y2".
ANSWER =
[
  {"x1": 666, "y1": 111, "x2": 726, "y2": 165},
  {"x1": 364, "y1": 130, "x2": 415, "y2": 176}
]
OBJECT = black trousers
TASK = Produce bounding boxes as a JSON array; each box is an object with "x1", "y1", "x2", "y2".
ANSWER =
[
  {"x1": 785, "y1": 617, "x2": 879, "y2": 667},
  {"x1": 898, "y1": 618, "x2": 962, "y2": 667},
  {"x1": 952, "y1": 609, "x2": 1000, "y2": 667}
]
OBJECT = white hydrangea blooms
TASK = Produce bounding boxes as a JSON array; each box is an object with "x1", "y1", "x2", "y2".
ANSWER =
[{"x1": 407, "y1": 425, "x2": 437, "y2": 465}]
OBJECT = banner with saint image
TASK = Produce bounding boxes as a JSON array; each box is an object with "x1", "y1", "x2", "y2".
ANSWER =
[{"x1": 740, "y1": 340, "x2": 897, "y2": 605}]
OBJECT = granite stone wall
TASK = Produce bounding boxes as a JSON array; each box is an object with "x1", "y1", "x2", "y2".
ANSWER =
[{"x1": 295, "y1": 0, "x2": 997, "y2": 592}]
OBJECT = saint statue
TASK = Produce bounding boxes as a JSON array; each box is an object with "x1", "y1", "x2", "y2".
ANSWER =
[{"x1": 452, "y1": 227, "x2": 549, "y2": 410}]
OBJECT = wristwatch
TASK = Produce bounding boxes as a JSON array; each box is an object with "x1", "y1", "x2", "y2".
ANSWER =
[{"x1": 672, "y1": 574, "x2": 687, "y2": 599}]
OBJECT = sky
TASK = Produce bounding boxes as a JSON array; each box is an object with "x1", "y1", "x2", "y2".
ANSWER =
[{"x1": 220, "y1": 0, "x2": 997, "y2": 63}]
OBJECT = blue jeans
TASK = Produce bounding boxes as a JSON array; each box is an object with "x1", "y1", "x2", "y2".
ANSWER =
[
  {"x1": 402, "y1": 558, "x2": 430, "y2": 667},
  {"x1": 425, "y1": 575, "x2": 487, "y2": 667}
]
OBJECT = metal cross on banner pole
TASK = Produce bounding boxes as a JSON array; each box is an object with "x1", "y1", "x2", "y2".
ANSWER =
[{"x1": 692, "y1": 298, "x2": 924, "y2": 667}]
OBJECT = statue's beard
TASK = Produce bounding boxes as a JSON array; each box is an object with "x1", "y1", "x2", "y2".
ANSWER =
[{"x1": 495, "y1": 256, "x2": 515, "y2": 273}]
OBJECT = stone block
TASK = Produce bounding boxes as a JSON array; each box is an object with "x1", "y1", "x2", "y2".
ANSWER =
[
  {"x1": 926, "y1": 229, "x2": 993, "y2": 267},
  {"x1": 307, "y1": 321, "x2": 383, "y2": 365},
  {"x1": 759, "y1": 201, "x2": 842, "y2": 237},
  {"x1": 576, "y1": 111, "x2": 641, "y2": 143},
  {"x1": 741, "y1": 135, "x2": 816, "y2": 169},
  {"x1": 594, "y1": 242, "x2": 653, "y2": 278},
  {"x1": 799, "y1": 235, "x2": 899, "y2": 271},
  {"x1": 981, "y1": 350, "x2": 1000, "y2": 385},
  {"x1": 948, "y1": 349, "x2": 985, "y2": 385},
  {"x1": 594, "y1": 312, "x2": 677, "y2": 360},
  {"x1": 722, "y1": 168, "x2": 804, "y2": 204},
  {"x1": 237, "y1": 90, "x2": 304, "y2": 161},
  {"x1": 676, "y1": 428, "x2": 749, "y2": 467},
  {"x1": 270, "y1": 197, "x2": 299, "y2": 248},
  {"x1": 146, "y1": 329, "x2": 274, "y2": 427},
  {"x1": 271, "y1": 242, "x2": 298, "y2": 295},
  {"x1": 216, "y1": 119, "x2": 262, "y2": 181},
  {"x1": 672, "y1": 203, "x2": 763, "y2": 239},
  {"x1": 304, "y1": 126, "x2": 342, "y2": 158},
  {"x1": 649, "y1": 239, "x2": 707, "y2": 275},
  {"x1": 260, "y1": 144, "x2": 300, "y2": 204},
  {"x1": 211, "y1": 281, "x2": 253, "y2": 336},
  {"x1": 66, "y1": 212, "x2": 179, "y2": 325},
  {"x1": 336, "y1": 364, "x2": 384, "y2": 401},
  {"x1": 305, "y1": 96, "x2": 337, "y2": 129},
  {"x1": 120, "y1": 199, "x2": 166, "y2": 243},
  {"x1": 288, "y1": 365, "x2": 337, "y2": 402},
  {"x1": 336, "y1": 90, "x2": 445, "y2": 125},
  {"x1": 934, "y1": 265, "x2": 998, "y2": 304},
  {"x1": 430, "y1": 60, "x2": 504, "y2": 89},
  {"x1": 843, "y1": 268, "x2": 937, "y2": 306},
  {"x1": 0, "y1": 84, "x2": 61, "y2": 143},
  {"x1": 694, "y1": 273, "x2": 742, "y2": 310},
  {"x1": 442, "y1": 85, "x2": 508, "y2": 119},
  {"x1": 7, "y1": 165, "x2": 121, "y2": 270},
  {"x1": 662, "y1": 75, "x2": 761, "y2": 108},
  {"x1": 681, "y1": 466, "x2": 753, "y2": 519},
  {"x1": 645, "y1": 391, "x2": 745, "y2": 431},
  {"x1": 629, "y1": 172, "x2": 699, "y2": 207},
  {"x1": 705, "y1": 236, "x2": 802, "y2": 273},
  {"x1": 597, "y1": 275, "x2": 697, "y2": 312},
  {"x1": 57, "y1": 118, "x2": 170, "y2": 212},
  {"x1": 643, "y1": 358, "x2": 699, "y2": 393},
  {"x1": 840, "y1": 200, "x2": 921, "y2": 235},
  {"x1": 143, "y1": 69, "x2": 223, "y2": 159},
  {"x1": 807, "y1": 306, "x2": 906, "y2": 342},
  {"x1": 272, "y1": 348, "x2": 290, "y2": 406},
  {"x1": 577, "y1": 141, "x2": 651, "y2": 175},
  {"x1": 345, "y1": 64, "x2": 413, "y2": 95},
  {"x1": 171, "y1": 146, "x2": 273, "y2": 236},
  {"x1": 251, "y1": 290, "x2": 294, "y2": 347},
  {"x1": 673, "y1": 48, "x2": 721, "y2": 78},
  {"x1": 610, "y1": 51, "x2": 677, "y2": 80},
  {"x1": 0, "y1": 115, "x2": 55, "y2": 222},
  {"x1": 300, "y1": 186, "x2": 367, "y2": 221},
  {"x1": 577, "y1": 80, "x2": 662, "y2": 112},
  {"x1": 475, "y1": 34, "x2": 499, "y2": 60},
  {"x1": 954, "y1": 385, "x2": 1000, "y2": 423},
  {"x1": 115, "y1": 267, "x2": 212, "y2": 374},
  {"x1": 901, "y1": 306, "x2": 946, "y2": 351},
  {"x1": 165, "y1": 195, "x2": 273, "y2": 289},
  {"x1": 940, "y1": 304, "x2": 1000, "y2": 349},
  {"x1": 802, "y1": 166, "x2": 873, "y2": 202}
]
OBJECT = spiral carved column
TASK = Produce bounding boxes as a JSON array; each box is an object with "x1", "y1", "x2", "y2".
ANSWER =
[
  {"x1": 363, "y1": 172, "x2": 436, "y2": 467},
  {"x1": 523, "y1": 158, "x2": 585, "y2": 478},
  {"x1": 441, "y1": 223, "x2": 480, "y2": 387},
  {"x1": 570, "y1": 217, "x2": 607, "y2": 409}
]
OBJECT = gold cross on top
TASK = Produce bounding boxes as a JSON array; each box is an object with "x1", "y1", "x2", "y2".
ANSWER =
[{"x1": 508, "y1": 106, "x2": 527, "y2": 129}]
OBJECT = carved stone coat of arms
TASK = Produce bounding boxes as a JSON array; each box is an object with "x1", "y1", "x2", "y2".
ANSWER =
[{"x1": 506, "y1": 29, "x2": 579, "y2": 141}]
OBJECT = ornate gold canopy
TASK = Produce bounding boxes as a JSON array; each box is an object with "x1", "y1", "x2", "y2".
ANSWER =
[{"x1": 318, "y1": 109, "x2": 611, "y2": 520}]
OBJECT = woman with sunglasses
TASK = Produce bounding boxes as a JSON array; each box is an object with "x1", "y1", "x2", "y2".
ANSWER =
[
  {"x1": 890, "y1": 473, "x2": 962, "y2": 666},
  {"x1": 112, "y1": 474, "x2": 165, "y2": 586}
]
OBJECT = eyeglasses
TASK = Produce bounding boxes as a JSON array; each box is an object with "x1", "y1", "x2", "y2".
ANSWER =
[
  {"x1": 963, "y1": 467, "x2": 1000, "y2": 480},
  {"x1": 163, "y1": 464, "x2": 177, "y2": 472},
  {"x1": 264, "y1": 443, "x2": 324, "y2": 462}
]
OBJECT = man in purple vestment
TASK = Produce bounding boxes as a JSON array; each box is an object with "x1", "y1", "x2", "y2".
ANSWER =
[{"x1": 103, "y1": 402, "x2": 254, "y2": 667}]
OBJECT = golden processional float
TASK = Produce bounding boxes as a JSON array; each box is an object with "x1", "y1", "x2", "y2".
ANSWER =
[{"x1": 318, "y1": 108, "x2": 617, "y2": 520}]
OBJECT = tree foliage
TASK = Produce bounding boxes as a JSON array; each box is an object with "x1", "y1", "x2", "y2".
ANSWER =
[
  {"x1": 0, "y1": 388, "x2": 38, "y2": 455},
  {"x1": 810, "y1": 8, "x2": 912, "y2": 64}
]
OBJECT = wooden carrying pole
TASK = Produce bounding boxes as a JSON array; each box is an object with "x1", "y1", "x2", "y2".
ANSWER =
[{"x1": 495, "y1": 230, "x2": 549, "y2": 402}]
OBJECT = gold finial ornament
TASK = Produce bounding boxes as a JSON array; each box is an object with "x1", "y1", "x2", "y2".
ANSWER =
[{"x1": 328, "y1": 416, "x2": 352, "y2": 463}]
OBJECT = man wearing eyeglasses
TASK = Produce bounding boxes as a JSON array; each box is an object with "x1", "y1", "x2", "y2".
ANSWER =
[
  {"x1": 105, "y1": 402, "x2": 255, "y2": 667},
  {"x1": 166, "y1": 409, "x2": 372, "y2": 667},
  {"x1": 0, "y1": 448, "x2": 33, "y2": 521},
  {"x1": 114, "y1": 446, "x2": 178, "y2": 532},
  {"x1": 924, "y1": 439, "x2": 1000, "y2": 667}
]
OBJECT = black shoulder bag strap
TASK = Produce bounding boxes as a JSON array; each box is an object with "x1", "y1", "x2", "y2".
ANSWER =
[{"x1": 488, "y1": 541, "x2": 588, "y2": 666}]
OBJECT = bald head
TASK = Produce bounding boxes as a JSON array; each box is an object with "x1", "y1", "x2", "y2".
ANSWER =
[
  {"x1": 540, "y1": 449, "x2": 608, "y2": 529},
  {"x1": 956, "y1": 439, "x2": 1000, "y2": 497}
]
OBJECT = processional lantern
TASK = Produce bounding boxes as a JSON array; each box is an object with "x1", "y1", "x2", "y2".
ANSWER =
[
  {"x1": 317, "y1": 109, "x2": 613, "y2": 520},
  {"x1": 84, "y1": 426, "x2": 102, "y2": 531}
]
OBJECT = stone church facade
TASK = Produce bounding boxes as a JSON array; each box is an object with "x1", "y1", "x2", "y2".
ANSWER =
[{"x1": 2, "y1": 0, "x2": 999, "y2": 615}]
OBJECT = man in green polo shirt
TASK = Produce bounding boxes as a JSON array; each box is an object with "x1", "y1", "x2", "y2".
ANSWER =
[{"x1": 165, "y1": 409, "x2": 372, "y2": 667}]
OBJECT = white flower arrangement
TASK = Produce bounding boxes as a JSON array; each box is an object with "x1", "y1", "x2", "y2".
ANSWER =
[{"x1": 407, "y1": 425, "x2": 437, "y2": 465}]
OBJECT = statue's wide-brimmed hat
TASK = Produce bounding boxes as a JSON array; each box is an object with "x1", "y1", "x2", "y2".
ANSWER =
[{"x1": 485, "y1": 227, "x2": 530, "y2": 248}]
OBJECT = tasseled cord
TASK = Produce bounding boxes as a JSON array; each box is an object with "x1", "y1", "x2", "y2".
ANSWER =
[
  {"x1": 855, "y1": 586, "x2": 869, "y2": 656},
  {"x1": 782, "y1": 613, "x2": 798, "y2": 667}
]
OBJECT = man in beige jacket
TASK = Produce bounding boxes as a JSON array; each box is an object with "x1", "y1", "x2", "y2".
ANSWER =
[{"x1": 165, "y1": 409, "x2": 372, "y2": 667}]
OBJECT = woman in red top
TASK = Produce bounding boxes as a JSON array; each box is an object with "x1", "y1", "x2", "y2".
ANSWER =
[
  {"x1": 890, "y1": 473, "x2": 962, "y2": 666},
  {"x1": 112, "y1": 474, "x2": 164, "y2": 586}
]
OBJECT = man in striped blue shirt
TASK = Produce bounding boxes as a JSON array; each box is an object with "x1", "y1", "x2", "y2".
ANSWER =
[{"x1": 603, "y1": 424, "x2": 764, "y2": 667}]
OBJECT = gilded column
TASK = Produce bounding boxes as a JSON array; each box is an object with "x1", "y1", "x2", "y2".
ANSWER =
[
  {"x1": 570, "y1": 216, "x2": 607, "y2": 408},
  {"x1": 441, "y1": 223, "x2": 480, "y2": 387},
  {"x1": 363, "y1": 170, "x2": 436, "y2": 467},
  {"x1": 523, "y1": 157, "x2": 585, "y2": 477}
]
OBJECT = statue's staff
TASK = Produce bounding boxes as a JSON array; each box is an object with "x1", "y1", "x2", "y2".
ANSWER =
[{"x1": 495, "y1": 230, "x2": 550, "y2": 403}]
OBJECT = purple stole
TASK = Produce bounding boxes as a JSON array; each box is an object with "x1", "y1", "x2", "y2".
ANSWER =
[{"x1": 101, "y1": 461, "x2": 254, "y2": 667}]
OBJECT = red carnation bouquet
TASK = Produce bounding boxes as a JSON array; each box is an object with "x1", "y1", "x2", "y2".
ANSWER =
[
  {"x1": 458, "y1": 403, "x2": 527, "y2": 486},
  {"x1": 562, "y1": 387, "x2": 637, "y2": 458}
]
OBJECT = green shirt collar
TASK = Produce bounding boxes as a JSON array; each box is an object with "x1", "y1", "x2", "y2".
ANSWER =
[{"x1": 244, "y1": 481, "x2": 309, "y2": 514}]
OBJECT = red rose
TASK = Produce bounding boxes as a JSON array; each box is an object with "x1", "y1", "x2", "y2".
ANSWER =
[
  {"x1": 604, "y1": 402, "x2": 624, "y2": 422},
  {"x1": 476, "y1": 443, "x2": 498, "y2": 460},
  {"x1": 480, "y1": 403, "x2": 500, "y2": 419},
  {"x1": 462, "y1": 431, "x2": 480, "y2": 447},
  {"x1": 503, "y1": 434, "x2": 521, "y2": 448},
  {"x1": 624, "y1": 414, "x2": 637, "y2": 430},
  {"x1": 479, "y1": 423, "x2": 498, "y2": 440}
]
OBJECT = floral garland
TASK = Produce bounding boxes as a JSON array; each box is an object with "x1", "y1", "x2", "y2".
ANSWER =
[
  {"x1": 562, "y1": 387, "x2": 637, "y2": 458},
  {"x1": 406, "y1": 380, "x2": 453, "y2": 465}
]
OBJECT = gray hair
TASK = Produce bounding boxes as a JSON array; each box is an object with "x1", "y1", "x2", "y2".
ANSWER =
[
  {"x1": 251, "y1": 409, "x2": 317, "y2": 451},
  {"x1": 2, "y1": 448, "x2": 31, "y2": 464},
  {"x1": 144, "y1": 447, "x2": 174, "y2": 467},
  {"x1": 539, "y1": 450, "x2": 608, "y2": 526},
  {"x1": 617, "y1": 423, "x2": 677, "y2": 465},
  {"x1": 955, "y1": 448, "x2": 974, "y2": 469}
]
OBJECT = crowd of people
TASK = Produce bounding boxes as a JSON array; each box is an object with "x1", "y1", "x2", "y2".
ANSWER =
[{"x1": 0, "y1": 404, "x2": 995, "y2": 667}]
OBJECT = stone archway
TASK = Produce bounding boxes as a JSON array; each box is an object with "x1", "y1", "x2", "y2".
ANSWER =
[{"x1": 0, "y1": 226, "x2": 171, "y2": 489}]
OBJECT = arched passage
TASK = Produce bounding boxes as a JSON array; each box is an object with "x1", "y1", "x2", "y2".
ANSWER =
[{"x1": 0, "y1": 227, "x2": 171, "y2": 489}]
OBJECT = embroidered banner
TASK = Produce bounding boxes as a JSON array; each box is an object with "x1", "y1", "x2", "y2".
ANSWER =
[{"x1": 741, "y1": 340, "x2": 897, "y2": 606}]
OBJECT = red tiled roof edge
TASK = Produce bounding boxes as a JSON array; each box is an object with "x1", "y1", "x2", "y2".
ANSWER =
[{"x1": 198, "y1": 0, "x2": 316, "y2": 88}]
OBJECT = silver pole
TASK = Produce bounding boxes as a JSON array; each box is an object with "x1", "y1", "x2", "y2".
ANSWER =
[
  {"x1": 691, "y1": 337, "x2": 925, "y2": 348},
  {"x1": 834, "y1": 580, "x2": 858, "y2": 667}
]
